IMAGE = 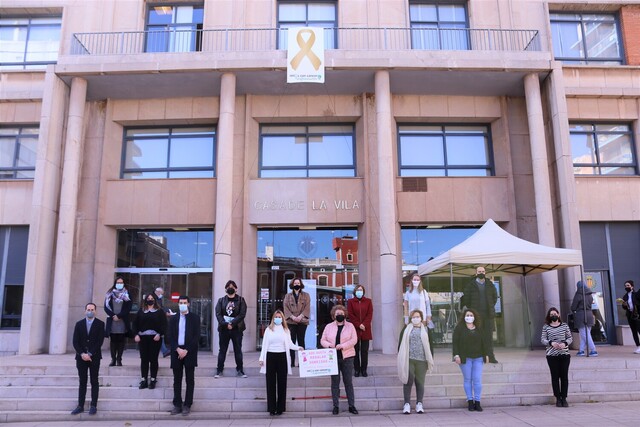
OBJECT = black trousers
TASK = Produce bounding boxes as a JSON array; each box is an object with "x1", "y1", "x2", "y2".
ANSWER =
[
  {"x1": 288, "y1": 323, "x2": 306, "y2": 365},
  {"x1": 479, "y1": 315, "x2": 495, "y2": 358},
  {"x1": 217, "y1": 328, "x2": 244, "y2": 371},
  {"x1": 354, "y1": 339, "x2": 369, "y2": 372},
  {"x1": 172, "y1": 358, "x2": 195, "y2": 408},
  {"x1": 266, "y1": 352, "x2": 288, "y2": 413},
  {"x1": 331, "y1": 356, "x2": 355, "y2": 407},
  {"x1": 546, "y1": 355, "x2": 570, "y2": 398},
  {"x1": 76, "y1": 358, "x2": 100, "y2": 407},
  {"x1": 110, "y1": 333, "x2": 126, "y2": 362},
  {"x1": 626, "y1": 312, "x2": 640, "y2": 346},
  {"x1": 138, "y1": 335, "x2": 162, "y2": 379}
]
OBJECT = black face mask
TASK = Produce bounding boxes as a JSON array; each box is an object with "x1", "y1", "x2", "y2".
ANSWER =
[
  {"x1": 549, "y1": 315, "x2": 559, "y2": 322},
  {"x1": 293, "y1": 285, "x2": 301, "y2": 291},
  {"x1": 335, "y1": 314, "x2": 345, "y2": 322},
  {"x1": 477, "y1": 273, "x2": 485, "y2": 280},
  {"x1": 625, "y1": 287, "x2": 632, "y2": 292},
  {"x1": 146, "y1": 300, "x2": 154, "y2": 306},
  {"x1": 226, "y1": 287, "x2": 236, "y2": 295}
]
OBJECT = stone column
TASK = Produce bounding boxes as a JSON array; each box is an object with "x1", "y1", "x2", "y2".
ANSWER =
[
  {"x1": 49, "y1": 77, "x2": 88, "y2": 354},
  {"x1": 212, "y1": 73, "x2": 236, "y2": 353},
  {"x1": 524, "y1": 73, "x2": 560, "y2": 310},
  {"x1": 19, "y1": 70, "x2": 69, "y2": 354},
  {"x1": 374, "y1": 71, "x2": 400, "y2": 354}
]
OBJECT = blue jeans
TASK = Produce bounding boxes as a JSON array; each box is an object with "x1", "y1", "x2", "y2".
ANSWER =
[
  {"x1": 578, "y1": 326, "x2": 596, "y2": 353},
  {"x1": 459, "y1": 357, "x2": 483, "y2": 401}
]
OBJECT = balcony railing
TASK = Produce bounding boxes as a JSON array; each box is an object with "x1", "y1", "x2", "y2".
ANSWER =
[{"x1": 71, "y1": 27, "x2": 541, "y2": 56}]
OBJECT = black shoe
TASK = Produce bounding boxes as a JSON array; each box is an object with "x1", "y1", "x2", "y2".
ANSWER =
[
  {"x1": 170, "y1": 406, "x2": 182, "y2": 415},
  {"x1": 276, "y1": 410, "x2": 283, "y2": 415},
  {"x1": 70, "y1": 406, "x2": 84, "y2": 415},
  {"x1": 269, "y1": 411, "x2": 277, "y2": 416},
  {"x1": 556, "y1": 397, "x2": 562, "y2": 407},
  {"x1": 468, "y1": 400, "x2": 475, "y2": 411},
  {"x1": 163, "y1": 351, "x2": 171, "y2": 358},
  {"x1": 182, "y1": 406, "x2": 191, "y2": 416},
  {"x1": 489, "y1": 357, "x2": 498, "y2": 364},
  {"x1": 139, "y1": 379, "x2": 148, "y2": 389},
  {"x1": 108, "y1": 360, "x2": 116, "y2": 367},
  {"x1": 474, "y1": 401, "x2": 483, "y2": 412},
  {"x1": 88, "y1": 406, "x2": 97, "y2": 415},
  {"x1": 237, "y1": 370, "x2": 247, "y2": 378},
  {"x1": 148, "y1": 379, "x2": 156, "y2": 389},
  {"x1": 116, "y1": 360, "x2": 122, "y2": 366},
  {"x1": 332, "y1": 406, "x2": 339, "y2": 415},
  {"x1": 361, "y1": 370, "x2": 368, "y2": 377},
  {"x1": 354, "y1": 370, "x2": 360, "y2": 377},
  {"x1": 348, "y1": 406, "x2": 359, "y2": 415},
  {"x1": 561, "y1": 397, "x2": 569, "y2": 408}
]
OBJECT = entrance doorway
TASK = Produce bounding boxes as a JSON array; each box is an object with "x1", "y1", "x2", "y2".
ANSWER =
[
  {"x1": 584, "y1": 271, "x2": 614, "y2": 345},
  {"x1": 256, "y1": 228, "x2": 358, "y2": 349}
]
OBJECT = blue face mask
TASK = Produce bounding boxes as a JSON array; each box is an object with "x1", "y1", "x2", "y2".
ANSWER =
[
  {"x1": 115, "y1": 283, "x2": 124, "y2": 290},
  {"x1": 179, "y1": 304, "x2": 188, "y2": 313},
  {"x1": 274, "y1": 317, "x2": 283, "y2": 326},
  {"x1": 86, "y1": 311, "x2": 95, "y2": 319},
  {"x1": 355, "y1": 290, "x2": 364, "y2": 298}
]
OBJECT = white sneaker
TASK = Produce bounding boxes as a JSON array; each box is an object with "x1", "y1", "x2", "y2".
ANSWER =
[
  {"x1": 634, "y1": 346, "x2": 640, "y2": 354},
  {"x1": 403, "y1": 403, "x2": 410, "y2": 414},
  {"x1": 416, "y1": 402, "x2": 424, "y2": 414}
]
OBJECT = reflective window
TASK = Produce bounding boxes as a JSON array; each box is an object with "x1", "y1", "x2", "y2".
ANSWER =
[
  {"x1": 570, "y1": 123, "x2": 637, "y2": 175},
  {"x1": 260, "y1": 124, "x2": 355, "y2": 177},
  {"x1": 0, "y1": 17, "x2": 61, "y2": 69},
  {"x1": 398, "y1": 125, "x2": 492, "y2": 176},
  {"x1": 145, "y1": 5, "x2": 204, "y2": 52},
  {"x1": 116, "y1": 229, "x2": 214, "y2": 268},
  {"x1": 277, "y1": 1, "x2": 337, "y2": 49},
  {"x1": 0, "y1": 226, "x2": 29, "y2": 328},
  {"x1": 0, "y1": 127, "x2": 38, "y2": 179},
  {"x1": 410, "y1": 2, "x2": 468, "y2": 50},
  {"x1": 550, "y1": 13, "x2": 623, "y2": 65},
  {"x1": 121, "y1": 126, "x2": 215, "y2": 179}
]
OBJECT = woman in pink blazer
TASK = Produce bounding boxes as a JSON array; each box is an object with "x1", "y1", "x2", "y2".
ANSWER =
[{"x1": 321, "y1": 304, "x2": 359, "y2": 415}]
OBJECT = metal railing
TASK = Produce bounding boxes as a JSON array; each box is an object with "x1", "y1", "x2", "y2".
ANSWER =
[{"x1": 70, "y1": 27, "x2": 541, "y2": 56}]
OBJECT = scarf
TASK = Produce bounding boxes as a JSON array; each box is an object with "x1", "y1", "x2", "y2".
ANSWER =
[
  {"x1": 106, "y1": 288, "x2": 130, "y2": 310},
  {"x1": 397, "y1": 324, "x2": 434, "y2": 384}
]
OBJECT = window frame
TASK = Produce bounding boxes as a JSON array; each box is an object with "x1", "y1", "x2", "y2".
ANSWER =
[
  {"x1": 0, "y1": 15, "x2": 62, "y2": 70},
  {"x1": 409, "y1": 1, "x2": 469, "y2": 50},
  {"x1": 549, "y1": 12, "x2": 624, "y2": 65},
  {"x1": 120, "y1": 125, "x2": 216, "y2": 179},
  {"x1": 397, "y1": 123, "x2": 494, "y2": 177},
  {"x1": 0, "y1": 226, "x2": 29, "y2": 329},
  {"x1": 258, "y1": 123, "x2": 356, "y2": 178},
  {"x1": 0, "y1": 126, "x2": 38, "y2": 180},
  {"x1": 276, "y1": 0, "x2": 338, "y2": 49},
  {"x1": 144, "y1": 3, "x2": 204, "y2": 53},
  {"x1": 570, "y1": 122, "x2": 638, "y2": 176}
]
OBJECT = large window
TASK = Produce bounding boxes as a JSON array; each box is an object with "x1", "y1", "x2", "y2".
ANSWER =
[
  {"x1": 0, "y1": 227, "x2": 28, "y2": 328},
  {"x1": 0, "y1": 17, "x2": 61, "y2": 69},
  {"x1": 121, "y1": 126, "x2": 215, "y2": 179},
  {"x1": 410, "y1": 2, "x2": 468, "y2": 50},
  {"x1": 570, "y1": 123, "x2": 637, "y2": 175},
  {"x1": 550, "y1": 13, "x2": 623, "y2": 64},
  {"x1": 145, "y1": 4, "x2": 204, "y2": 52},
  {"x1": 398, "y1": 125, "x2": 493, "y2": 176},
  {"x1": 278, "y1": 1, "x2": 337, "y2": 49},
  {"x1": 0, "y1": 127, "x2": 38, "y2": 180},
  {"x1": 260, "y1": 124, "x2": 355, "y2": 178}
]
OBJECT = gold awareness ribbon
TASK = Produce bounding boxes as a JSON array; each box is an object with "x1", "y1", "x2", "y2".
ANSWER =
[{"x1": 290, "y1": 29, "x2": 322, "y2": 71}]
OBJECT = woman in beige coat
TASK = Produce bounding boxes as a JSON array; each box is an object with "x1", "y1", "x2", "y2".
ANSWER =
[{"x1": 283, "y1": 277, "x2": 310, "y2": 367}]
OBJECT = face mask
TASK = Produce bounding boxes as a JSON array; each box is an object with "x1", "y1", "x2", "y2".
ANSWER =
[
  {"x1": 335, "y1": 314, "x2": 345, "y2": 322},
  {"x1": 625, "y1": 287, "x2": 632, "y2": 292},
  {"x1": 146, "y1": 300, "x2": 154, "y2": 306},
  {"x1": 355, "y1": 290, "x2": 364, "y2": 298},
  {"x1": 157, "y1": 294, "x2": 162, "y2": 299},
  {"x1": 550, "y1": 315, "x2": 559, "y2": 322},
  {"x1": 465, "y1": 316, "x2": 475, "y2": 324},
  {"x1": 293, "y1": 285, "x2": 301, "y2": 291},
  {"x1": 274, "y1": 317, "x2": 283, "y2": 326},
  {"x1": 226, "y1": 287, "x2": 235, "y2": 295},
  {"x1": 179, "y1": 304, "x2": 188, "y2": 313},
  {"x1": 86, "y1": 311, "x2": 95, "y2": 319},
  {"x1": 477, "y1": 274, "x2": 485, "y2": 280},
  {"x1": 115, "y1": 283, "x2": 124, "y2": 290},
  {"x1": 412, "y1": 280, "x2": 420, "y2": 287},
  {"x1": 411, "y1": 317, "x2": 421, "y2": 325}
]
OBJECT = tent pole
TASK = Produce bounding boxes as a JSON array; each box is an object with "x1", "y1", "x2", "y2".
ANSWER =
[
  {"x1": 450, "y1": 263, "x2": 455, "y2": 338},
  {"x1": 523, "y1": 274, "x2": 533, "y2": 350}
]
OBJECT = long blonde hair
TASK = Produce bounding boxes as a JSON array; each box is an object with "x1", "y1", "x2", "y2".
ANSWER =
[
  {"x1": 269, "y1": 309, "x2": 289, "y2": 331},
  {"x1": 408, "y1": 273, "x2": 425, "y2": 293}
]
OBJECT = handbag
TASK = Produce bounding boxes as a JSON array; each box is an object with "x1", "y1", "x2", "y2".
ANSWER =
[{"x1": 567, "y1": 312, "x2": 578, "y2": 333}]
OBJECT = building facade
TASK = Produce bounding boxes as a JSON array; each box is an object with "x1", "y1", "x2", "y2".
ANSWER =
[{"x1": 1, "y1": 0, "x2": 639, "y2": 355}]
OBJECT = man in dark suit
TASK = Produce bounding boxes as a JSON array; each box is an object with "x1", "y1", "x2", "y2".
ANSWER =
[
  {"x1": 71, "y1": 302, "x2": 105, "y2": 415},
  {"x1": 461, "y1": 266, "x2": 499, "y2": 363},
  {"x1": 168, "y1": 295, "x2": 200, "y2": 416}
]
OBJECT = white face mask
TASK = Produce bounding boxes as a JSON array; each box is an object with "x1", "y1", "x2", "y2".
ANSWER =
[
  {"x1": 355, "y1": 290, "x2": 364, "y2": 298},
  {"x1": 411, "y1": 317, "x2": 422, "y2": 325},
  {"x1": 465, "y1": 316, "x2": 475, "y2": 324},
  {"x1": 412, "y1": 280, "x2": 420, "y2": 287},
  {"x1": 274, "y1": 317, "x2": 283, "y2": 326},
  {"x1": 115, "y1": 283, "x2": 124, "y2": 290},
  {"x1": 179, "y1": 303, "x2": 188, "y2": 313}
]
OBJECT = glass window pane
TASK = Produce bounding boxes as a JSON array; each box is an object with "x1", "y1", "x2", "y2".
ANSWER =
[
  {"x1": 0, "y1": 137, "x2": 16, "y2": 167},
  {"x1": 447, "y1": 168, "x2": 490, "y2": 176},
  {"x1": 438, "y1": 5, "x2": 466, "y2": 23},
  {"x1": 308, "y1": 3, "x2": 336, "y2": 21},
  {"x1": 570, "y1": 133, "x2": 596, "y2": 164},
  {"x1": 261, "y1": 169, "x2": 307, "y2": 178},
  {"x1": 125, "y1": 138, "x2": 168, "y2": 169},
  {"x1": 551, "y1": 21, "x2": 583, "y2": 58},
  {"x1": 171, "y1": 127, "x2": 214, "y2": 136},
  {"x1": 401, "y1": 168, "x2": 445, "y2": 177},
  {"x1": 127, "y1": 128, "x2": 170, "y2": 137},
  {"x1": 149, "y1": 7, "x2": 175, "y2": 25},
  {"x1": 412, "y1": 24, "x2": 439, "y2": 50},
  {"x1": 309, "y1": 125, "x2": 353, "y2": 134},
  {"x1": 15, "y1": 170, "x2": 35, "y2": 179},
  {"x1": 262, "y1": 135, "x2": 307, "y2": 167},
  {"x1": 0, "y1": 26, "x2": 27, "y2": 63},
  {"x1": 446, "y1": 135, "x2": 488, "y2": 165},
  {"x1": 169, "y1": 137, "x2": 214, "y2": 168},
  {"x1": 16, "y1": 137, "x2": 37, "y2": 168},
  {"x1": 123, "y1": 171, "x2": 167, "y2": 179},
  {"x1": 308, "y1": 135, "x2": 353, "y2": 166},
  {"x1": 262, "y1": 125, "x2": 306, "y2": 134},
  {"x1": 573, "y1": 166, "x2": 596, "y2": 175},
  {"x1": 2, "y1": 286, "x2": 24, "y2": 328},
  {"x1": 279, "y1": 4, "x2": 307, "y2": 22},
  {"x1": 595, "y1": 124, "x2": 629, "y2": 132},
  {"x1": 25, "y1": 25, "x2": 61, "y2": 63},
  {"x1": 410, "y1": 4, "x2": 438, "y2": 22},
  {"x1": 308, "y1": 169, "x2": 355, "y2": 177},
  {"x1": 400, "y1": 135, "x2": 444, "y2": 166},
  {"x1": 175, "y1": 6, "x2": 195, "y2": 24},
  {"x1": 600, "y1": 166, "x2": 635, "y2": 175},
  {"x1": 399, "y1": 125, "x2": 441, "y2": 134},
  {"x1": 584, "y1": 21, "x2": 620, "y2": 59},
  {"x1": 5, "y1": 227, "x2": 29, "y2": 284},
  {"x1": 598, "y1": 133, "x2": 633, "y2": 164},
  {"x1": 569, "y1": 123, "x2": 593, "y2": 132},
  {"x1": 169, "y1": 170, "x2": 214, "y2": 178}
]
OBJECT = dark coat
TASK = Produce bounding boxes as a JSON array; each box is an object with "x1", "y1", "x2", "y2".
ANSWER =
[
  {"x1": 571, "y1": 289, "x2": 595, "y2": 328},
  {"x1": 104, "y1": 294, "x2": 132, "y2": 336},
  {"x1": 461, "y1": 278, "x2": 498, "y2": 319},
  {"x1": 168, "y1": 311, "x2": 200, "y2": 369},
  {"x1": 622, "y1": 291, "x2": 640, "y2": 319},
  {"x1": 347, "y1": 296, "x2": 373, "y2": 340},
  {"x1": 452, "y1": 322, "x2": 487, "y2": 364},
  {"x1": 72, "y1": 317, "x2": 106, "y2": 361},
  {"x1": 215, "y1": 295, "x2": 247, "y2": 332}
]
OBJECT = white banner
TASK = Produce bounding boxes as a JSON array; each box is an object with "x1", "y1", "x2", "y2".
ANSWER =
[
  {"x1": 287, "y1": 27, "x2": 325, "y2": 83},
  {"x1": 298, "y1": 348, "x2": 338, "y2": 377}
]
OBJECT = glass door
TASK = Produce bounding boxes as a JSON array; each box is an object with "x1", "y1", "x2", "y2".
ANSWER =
[{"x1": 584, "y1": 271, "x2": 614, "y2": 345}]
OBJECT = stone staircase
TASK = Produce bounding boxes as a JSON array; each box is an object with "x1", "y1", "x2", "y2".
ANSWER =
[{"x1": 1, "y1": 347, "x2": 639, "y2": 422}]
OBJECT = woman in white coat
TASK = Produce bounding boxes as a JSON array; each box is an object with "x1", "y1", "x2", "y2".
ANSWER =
[{"x1": 259, "y1": 310, "x2": 303, "y2": 416}]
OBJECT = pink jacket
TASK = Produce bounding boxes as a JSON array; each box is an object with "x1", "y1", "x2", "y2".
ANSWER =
[{"x1": 320, "y1": 321, "x2": 358, "y2": 359}]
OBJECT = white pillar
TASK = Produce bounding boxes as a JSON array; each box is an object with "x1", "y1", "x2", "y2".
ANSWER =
[
  {"x1": 375, "y1": 70, "x2": 400, "y2": 354},
  {"x1": 524, "y1": 73, "x2": 560, "y2": 309},
  {"x1": 213, "y1": 73, "x2": 236, "y2": 352},
  {"x1": 49, "y1": 77, "x2": 88, "y2": 354}
]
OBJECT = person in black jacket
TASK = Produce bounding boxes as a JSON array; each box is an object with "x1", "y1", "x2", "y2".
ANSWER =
[
  {"x1": 168, "y1": 296, "x2": 200, "y2": 416},
  {"x1": 214, "y1": 280, "x2": 247, "y2": 378},
  {"x1": 460, "y1": 267, "x2": 498, "y2": 363},
  {"x1": 133, "y1": 293, "x2": 167, "y2": 390},
  {"x1": 104, "y1": 277, "x2": 132, "y2": 366},
  {"x1": 621, "y1": 280, "x2": 640, "y2": 354},
  {"x1": 452, "y1": 308, "x2": 488, "y2": 412},
  {"x1": 71, "y1": 303, "x2": 105, "y2": 416}
]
